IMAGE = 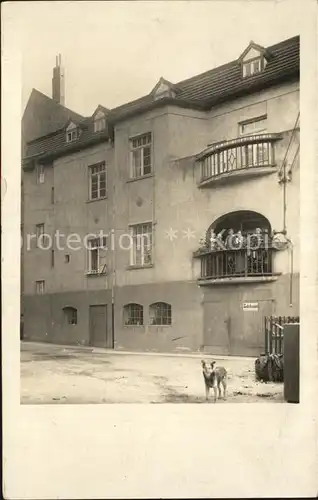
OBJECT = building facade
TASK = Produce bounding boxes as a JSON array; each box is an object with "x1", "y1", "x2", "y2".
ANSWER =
[{"x1": 22, "y1": 36, "x2": 300, "y2": 356}]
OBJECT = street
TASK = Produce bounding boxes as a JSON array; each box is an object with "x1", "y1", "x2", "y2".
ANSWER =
[{"x1": 20, "y1": 341, "x2": 284, "y2": 404}]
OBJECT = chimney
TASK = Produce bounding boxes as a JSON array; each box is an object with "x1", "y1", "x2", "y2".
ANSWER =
[{"x1": 52, "y1": 54, "x2": 65, "y2": 106}]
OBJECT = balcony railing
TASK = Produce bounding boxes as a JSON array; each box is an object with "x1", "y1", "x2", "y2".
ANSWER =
[
  {"x1": 197, "y1": 133, "x2": 281, "y2": 184},
  {"x1": 199, "y1": 248, "x2": 273, "y2": 280}
]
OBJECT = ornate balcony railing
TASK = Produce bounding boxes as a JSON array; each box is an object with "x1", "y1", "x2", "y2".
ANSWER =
[
  {"x1": 199, "y1": 248, "x2": 273, "y2": 280},
  {"x1": 196, "y1": 133, "x2": 282, "y2": 184}
]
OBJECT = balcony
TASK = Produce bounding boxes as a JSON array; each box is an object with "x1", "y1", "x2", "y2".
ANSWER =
[
  {"x1": 196, "y1": 133, "x2": 282, "y2": 187},
  {"x1": 197, "y1": 247, "x2": 276, "y2": 285}
]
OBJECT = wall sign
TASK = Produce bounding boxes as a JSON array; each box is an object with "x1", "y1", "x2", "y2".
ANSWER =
[{"x1": 243, "y1": 301, "x2": 259, "y2": 312}]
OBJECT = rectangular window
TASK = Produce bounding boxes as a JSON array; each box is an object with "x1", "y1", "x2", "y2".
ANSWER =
[
  {"x1": 89, "y1": 162, "x2": 107, "y2": 200},
  {"x1": 242, "y1": 57, "x2": 263, "y2": 78},
  {"x1": 130, "y1": 223, "x2": 153, "y2": 266},
  {"x1": 36, "y1": 223, "x2": 45, "y2": 247},
  {"x1": 130, "y1": 133, "x2": 152, "y2": 178},
  {"x1": 35, "y1": 280, "x2": 45, "y2": 294},
  {"x1": 51, "y1": 250, "x2": 55, "y2": 267},
  {"x1": 94, "y1": 118, "x2": 106, "y2": 132},
  {"x1": 36, "y1": 165, "x2": 45, "y2": 184},
  {"x1": 66, "y1": 129, "x2": 79, "y2": 143},
  {"x1": 239, "y1": 116, "x2": 267, "y2": 136},
  {"x1": 87, "y1": 237, "x2": 107, "y2": 274},
  {"x1": 51, "y1": 187, "x2": 55, "y2": 204}
]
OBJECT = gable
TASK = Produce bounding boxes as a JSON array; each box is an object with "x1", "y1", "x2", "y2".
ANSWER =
[
  {"x1": 151, "y1": 77, "x2": 176, "y2": 100},
  {"x1": 66, "y1": 121, "x2": 78, "y2": 131},
  {"x1": 94, "y1": 110, "x2": 105, "y2": 120},
  {"x1": 22, "y1": 89, "x2": 84, "y2": 155},
  {"x1": 155, "y1": 81, "x2": 171, "y2": 95},
  {"x1": 242, "y1": 47, "x2": 263, "y2": 62}
]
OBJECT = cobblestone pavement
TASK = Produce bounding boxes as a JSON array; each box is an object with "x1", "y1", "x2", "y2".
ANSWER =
[{"x1": 20, "y1": 341, "x2": 284, "y2": 404}]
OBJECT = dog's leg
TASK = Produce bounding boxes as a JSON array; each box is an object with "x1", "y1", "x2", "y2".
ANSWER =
[
  {"x1": 222, "y1": 379, "x2": 227, "y2": 400},
  {"x1": 213, "y1": 386, "x2": 217, "y2": 403},
  {"x1": 218, "y1": 382, "x2": 222, "y2": 399},
  {"x1": 205, "y1": 384, "x2": 210, "y2": 402}
]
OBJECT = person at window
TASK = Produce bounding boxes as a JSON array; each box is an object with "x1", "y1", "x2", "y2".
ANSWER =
[
  {"x1": 225, "y1": 228, "x2": 235, "y2": 249},
  {"x1": 216, "y1": 229, "x2": 226, "y2": 250},
  {"x1": 210, "y1": 230, "x2": 217, "y2": 251}
]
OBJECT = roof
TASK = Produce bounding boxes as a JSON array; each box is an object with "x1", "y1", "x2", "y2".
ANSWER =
[
  {"x1": 23, "y1": 35, "x2": 299, "y2": 163},
  {"x1": 24, "y1": 115, "x2": 110, "y2": 165},
  {"x1": 109, "y1": 35, "x2": 299, "y2": 122},
  {"x1": 22, "y1": 89, "x2": 84, "y2": 143}
]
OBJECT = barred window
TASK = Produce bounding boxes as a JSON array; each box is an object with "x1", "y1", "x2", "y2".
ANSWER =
[
  {"x1": 123, "y1": 303, "x2": 144, "y2": 326},
  {"x1": 63, "y1": 306, "x2": 77, "y2": 325},
  {"x1": 89, "y1": 162, "x2": 107, "y2": 200},
  {"x1": 130, "y1": 133, "x2": 152, "y2": 178},
  {"x1": 149, "y1": 302, "x2": 172, "y2": 326}
]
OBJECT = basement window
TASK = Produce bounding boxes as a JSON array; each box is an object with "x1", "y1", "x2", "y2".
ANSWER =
[
  {"x1": 123, "y1": 303, "x2": 144, "y2": 326},
  {"x1": 149, "y1": 302, "x2": 172, "y2": 325},
  {"x1": 63, "y1": 306, "x2": 78, "y2": 325}
]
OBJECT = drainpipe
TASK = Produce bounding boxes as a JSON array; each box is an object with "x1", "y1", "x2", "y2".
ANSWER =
[{"x1": 287, "y1": 238, "x2": 294, "y2": 308}]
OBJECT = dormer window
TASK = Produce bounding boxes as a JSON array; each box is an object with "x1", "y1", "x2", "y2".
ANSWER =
[
  {"x1": 66, "y1": 122, "x2": 80, "y2": 143},
  {"x1": 242, "y1": 57, "x2": 264, "y2": 77},
  {"x1": 239, "y1": 42, "x2": 269, "y2": 78},
  {"x1": 94, "y1": 110, "x2": 106, "y2": 133},
  {"x1": 151, "y1": 77, "x2": 176, "y2": 101}
]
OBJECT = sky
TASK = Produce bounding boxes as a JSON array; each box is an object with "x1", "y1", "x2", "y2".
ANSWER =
[{"x1": 8, "y1": 0, "x2": 303, "y2": 117}]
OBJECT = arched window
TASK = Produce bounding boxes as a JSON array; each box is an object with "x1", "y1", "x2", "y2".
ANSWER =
[
  {"x1": 149, "y1": 302, "x2": 172, "y2": 326},
  {"x1": 123, "y1": 303, "x2": 143, "y2": 326},
  {"x1": 63, "y1": 306, "x2": 77, "y2": 325}
]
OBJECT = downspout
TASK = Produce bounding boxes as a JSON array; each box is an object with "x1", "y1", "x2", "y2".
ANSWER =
[
  {"x1": 289, "y1": 242, "x2": 294, "y2": 307},
  {"x1": 110, "y1": 139, "x2": 116, "y2": 349}
]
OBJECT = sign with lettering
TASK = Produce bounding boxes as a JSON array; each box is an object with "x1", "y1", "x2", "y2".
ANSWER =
[{"x1": 243, "y1": 301, "x2": 259, "y2": 312}]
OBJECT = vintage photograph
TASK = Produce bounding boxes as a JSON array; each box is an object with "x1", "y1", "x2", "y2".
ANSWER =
[{"x1": 20, "y1": 2, "x2": 300, "y2": 405}]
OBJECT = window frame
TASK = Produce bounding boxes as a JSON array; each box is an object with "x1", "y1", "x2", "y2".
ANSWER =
[
  {"x1": 239, "y1": 115, "x2": 267, "y2": 136},
  {"x1": 36, "y1": 165, "x2": 45, "y2": 184},
  {"x1": 35, "y1": 280, "x2": 45, "y2": 294},
  {"x1": 123, "y1": 303, "x2": 144, "y2": 326},
  {"x1": 129, "y1": 132, "x2": 152, "y2": 179},
  {"x1": 129, "y1": 222, "x2": 153, "y2": 267},
  {"x1": 35, "y1": 223, "x2": 45, "y2": 248},
  {"x1": 63, "y1": 306, "x2": 78, "y2": 325},
  {"x1": 89, "y1": 161, "x2": 107, "y2": 201},
  {"x1": 242, "y1": 56, "x2": 264, "y2": 78},
  {"x1": 87, "y1": 236, "x2": 107, "y2": 274},
  {"x1": 94, "y1": 117, "x2": 106, "y2": 133},
  {"x1": 149, "y1": 302, "x2": 172, "y2": 326}
]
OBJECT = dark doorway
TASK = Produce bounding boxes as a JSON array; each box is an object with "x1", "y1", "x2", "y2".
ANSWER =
[{"x1": 89, "y1": 305, "x2": 112, "y2": 348}]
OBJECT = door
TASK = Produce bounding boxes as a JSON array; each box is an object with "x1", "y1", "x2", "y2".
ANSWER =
[
  {"x1": 229, "y1": 298, "x2": 274, "y2": 356},
  {"x1": 89, "y1": 305, "x2": 112, "y2": 348},
  {"x1": 203, "y1": 301, "x2": 231, "y2": 355}
]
